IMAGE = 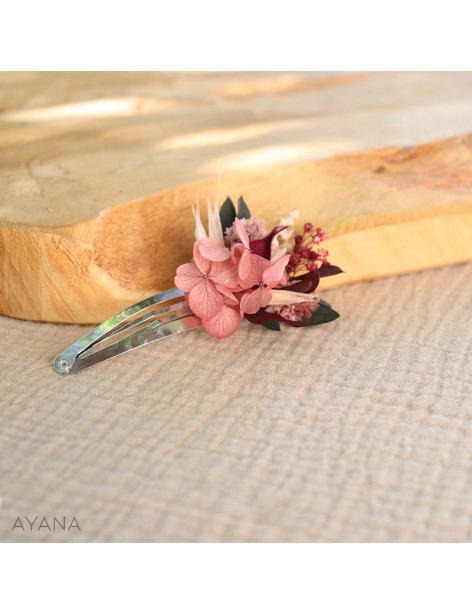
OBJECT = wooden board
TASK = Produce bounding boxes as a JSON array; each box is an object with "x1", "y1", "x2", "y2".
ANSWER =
[{"x1": 1, "y1": 72, "x2": 472, "y2": 323}]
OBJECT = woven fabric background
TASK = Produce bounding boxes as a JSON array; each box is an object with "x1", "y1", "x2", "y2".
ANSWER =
[{"x1": 1, "y1": 262, "x2": 471, "y2": 542}]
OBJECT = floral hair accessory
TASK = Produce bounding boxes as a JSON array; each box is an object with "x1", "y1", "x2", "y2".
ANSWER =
[
  {"x1": 174, "y1": 196, "x2": 343, "y2": 338},
  {"x1": 53, "y1": 195, "x2": 342, "y2": 375}
]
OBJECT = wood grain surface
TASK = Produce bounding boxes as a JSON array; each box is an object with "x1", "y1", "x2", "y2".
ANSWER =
[{"x1": 1, "y1": 72, "x2": 471, "y2": 323}]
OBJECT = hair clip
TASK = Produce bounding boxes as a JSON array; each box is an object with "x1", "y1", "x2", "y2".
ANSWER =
[{"x1": 53, "y1": 196, "x2": 343, "y2": 375}]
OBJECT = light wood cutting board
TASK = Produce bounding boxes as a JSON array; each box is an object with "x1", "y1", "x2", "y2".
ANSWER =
[{"x1": 1, "y1": 72, "x2": 472, "y2": 323}]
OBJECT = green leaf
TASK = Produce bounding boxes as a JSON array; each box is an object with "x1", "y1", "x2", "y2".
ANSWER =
[
  {"x1": 219, "y1": 196, "x2": 237, "y2": 232},
  {"x1": 302, "y1": 301, "x2": 340, "y2": 326},
  {"x1": 263, "y1": 320, "x2": 281, "y2": 331},
  {"x1": 319, "y1": 299, "x2": 333, "y2": 309},
  {"x1": 237, "y1": 195, "x2": 251, "y2": 219}
]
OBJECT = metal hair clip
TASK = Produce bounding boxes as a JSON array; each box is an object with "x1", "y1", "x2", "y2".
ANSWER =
[{"x1": 53, "y1": 288, "x2": 201, "y2": 375}]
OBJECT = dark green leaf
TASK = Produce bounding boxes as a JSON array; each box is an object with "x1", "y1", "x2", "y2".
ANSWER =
[
  {"x1": 319, "y1": 298, "x2": 333, "y2": 309},
  {"x1": 302, "y1": 301, "x2": 340, "y2": 326},
  {"x1": 263, "y1": 320, "x2": 281, "y2": 331},
  {"x1": 219, "y1": 196, "x2": 237, "y2": 232},
  {"x1": 237, "y1": 195, "x2": 251, "y2": 219}
]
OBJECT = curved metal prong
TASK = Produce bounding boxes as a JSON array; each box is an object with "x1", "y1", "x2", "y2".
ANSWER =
[{"x1": 53, "y1": 288, "x2": 200, "y2": 375}]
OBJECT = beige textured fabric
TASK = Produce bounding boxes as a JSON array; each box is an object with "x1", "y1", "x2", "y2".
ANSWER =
[{"x1": 1, "y1": 263, "x2": 472, "y2": 542}]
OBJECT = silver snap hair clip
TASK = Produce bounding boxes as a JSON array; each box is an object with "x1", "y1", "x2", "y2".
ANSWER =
[{"x1": 53, "y1": 288, "x2": 201, "y2": 375}]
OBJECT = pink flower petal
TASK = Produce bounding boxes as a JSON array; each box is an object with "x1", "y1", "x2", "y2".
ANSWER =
[
  {"x1": 210, "y1": 259, "x2": 241, "y2": 289},
  {"x1": 174, "y1": 262, "x2": 203, "y2": 292},
  {"x1": 234, "y1": 217, "x2": 250, "y2": 249},
  {"x1": 202, "y1": 303, "x2": 242, "y2": 339},
  {"x1": 238, "y1": 249, "x2": 252, "y2": 280},
  {"x1": 215, "y1": 284, "x2": 238, "y2": 304},
  {"x1": 198, "y1": 244, "x2": 231, "y2": 262},
  {"x1": 188, "y1": 278, "x2": 224, "y2": 320},
  {"x1": 262, "y1": 255, "x2": 290, "y2": 287},
  {"x1": 239, "y1": 286, "x2": 272, "y2": 315},
  {"x1": 230, "y1": 243, "x2": 251, "y2": 283},
  {"x1": 231, "y1": 242, "x2": 245, "y2": 264},
  {"x1": 258, "y1": 286, "x2": 272, "y2": 309},
  {"x1": 243, "y1": 254, "x2": 270, "y2": 288},
  {"x1": 193, "y1": 240, "x2": 212, "y2": 274}
]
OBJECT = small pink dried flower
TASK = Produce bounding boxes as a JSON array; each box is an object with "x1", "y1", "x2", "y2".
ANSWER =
[
  {"x1": 224, "y1": 216, "x2": 267, "y2": 247},
  {"x1": 265, "y1": 299, "x2": 320, "y2": 322},
  {"x1": 287, "y1": 223, "x2": 330, "y2": 275},
  {"x1": 313, "y1": 227, "x2": 328, "y2": 244}
]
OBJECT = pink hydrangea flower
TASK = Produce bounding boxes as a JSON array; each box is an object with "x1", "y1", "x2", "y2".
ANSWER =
[
  {"x1": 174, "y1": 239, "x2": 240, "y2": 323},
  {"x1": 239, "y1": 254, "x2": 290, "y2": 315}
]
